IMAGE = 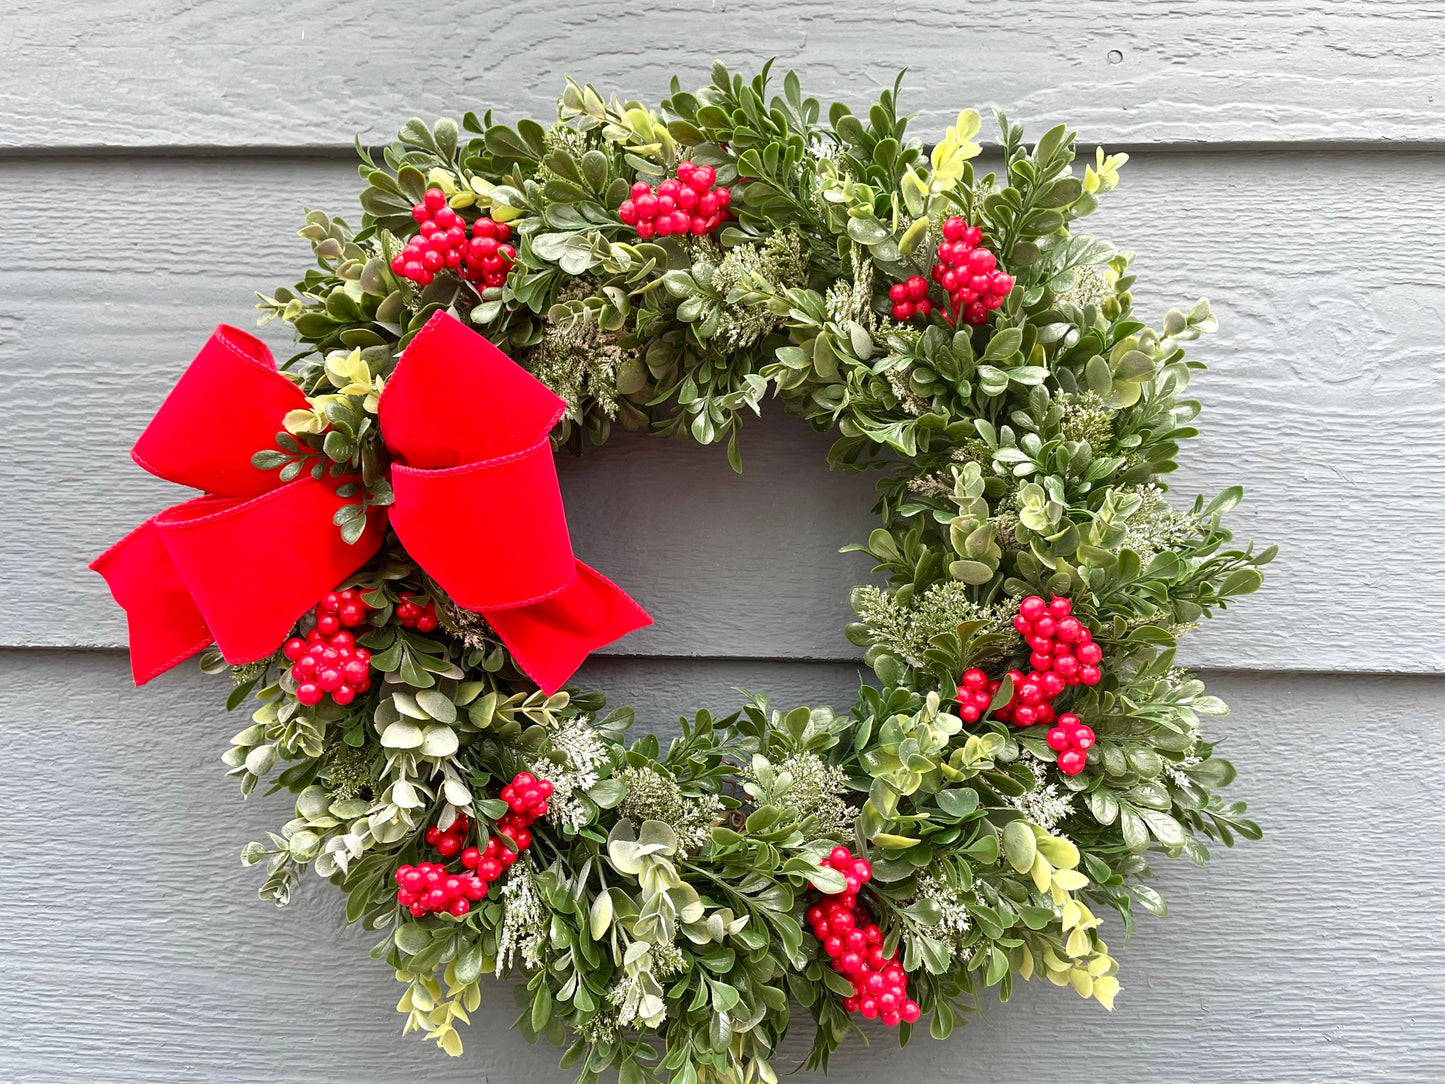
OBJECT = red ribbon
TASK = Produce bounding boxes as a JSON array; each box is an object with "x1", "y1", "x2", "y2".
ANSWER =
[{"x1": 92, "y1": 310, "x2": 650, "y2": 695}]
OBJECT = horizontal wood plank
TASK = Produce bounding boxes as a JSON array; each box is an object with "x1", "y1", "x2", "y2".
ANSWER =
[
  {"x1": 0, "y1": 650, "x2": 1440, "y2": 1082},
  {"x1": 1, "y1": 1, "x2": 1443, "y2": 149},
  {"x1": 5, "y1": 149, "x2": 1445, "y2": 670}
]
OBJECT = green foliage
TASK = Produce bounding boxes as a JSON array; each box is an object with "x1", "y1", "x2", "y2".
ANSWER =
[{"x1": 217, "y1": 62, "x2": 1266, "y2": 1081}]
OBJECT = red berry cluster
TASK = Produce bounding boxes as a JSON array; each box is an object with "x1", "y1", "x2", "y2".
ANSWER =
[
  {"x1": 425, "y1": 812, "x2": 472, "y2": 859},
  {"x1": 930, "y1": 217, "x2": 1014, "y2": 325},
  {"x1": 394, "y1": 592, "x2": 438, "y2": 633},
  {"x1": 956, "y1": 596, "x2": 1104, "y2": 776},
  {"x1": 393, "y1": 772, "x2": 554, "y2": 919},
  {"x1": 887, "y1": 275, "x2": 934, "y2": 321},
  {"x1": 1045, "y1": 712, "x2": 1096, "y2": 777},
  {"x1": 493, "y1": 771, "x2": 553, "y2": 851},
  {"x1": 1011, "y1": 595, "x2": 1102, "y2": 691},
  {"x1": 282, "y1": 590, "x2": 373, "y2": 707},
  {"x1": 391, "y1": 188, "x2": 516, "y2": 288},
  {"x1": 396, "y1": 815, "x2": 486, "y2": 918},
  {"x1": 807, "y1": 847, "x2": 921, "y2": 1028},
  {"x1": 393, "y1": 860, "x2": 485, "y2": 918},
  {"x1": 617, "y1": 162, "x2": 732, "y2": 239}
]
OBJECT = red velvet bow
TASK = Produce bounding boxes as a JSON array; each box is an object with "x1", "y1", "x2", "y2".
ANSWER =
[{"x1": 91, "y1": 310, "x2": 650, "y2": 695}]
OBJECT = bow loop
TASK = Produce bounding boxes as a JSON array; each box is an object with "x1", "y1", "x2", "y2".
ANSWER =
[
  {"x1": 388, "y1": 446, "x2": 576, "y2": 612},
  {"x1": 132, "y1": 325, "x2": 309, "y2": 498},
  {"x1": 378, "y1": 312, "x2": 651, "y2": 693},
  {"x1": 379, "y1": 310, "x2": 566, "y2": 468}
]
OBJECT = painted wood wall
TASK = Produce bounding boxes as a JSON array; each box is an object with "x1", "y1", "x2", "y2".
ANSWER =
[{"x1": 2, "y1": 3, "x2": 1443, "y2": 1081}]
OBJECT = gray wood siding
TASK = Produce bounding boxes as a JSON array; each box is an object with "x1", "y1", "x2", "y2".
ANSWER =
[
  {"x1": 3, "y1": 1, "x2": 1443, "y2": 147},
  {"x1": 3, "y1": 4, "x2": 1442, "y2": 1080}
]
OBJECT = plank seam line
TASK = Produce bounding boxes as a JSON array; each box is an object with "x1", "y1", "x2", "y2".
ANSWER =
[
  {"x1": 1, "y1": 645, "x2": 1437, "y2": 680},
  {"x1": 3, "y1": 139, "x2": 1445, "y2": 163}
]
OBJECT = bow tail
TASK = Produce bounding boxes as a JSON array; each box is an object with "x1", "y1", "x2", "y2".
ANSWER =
[
  {"x1": 90, "y1": 519, "x2": 214, "y2": 685},
  {"x1": 486, "y1": 561, "x2": 653, "y2": 696}
]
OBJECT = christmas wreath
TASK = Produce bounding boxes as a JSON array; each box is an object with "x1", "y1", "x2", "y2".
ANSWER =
[{"x1": 92, "y1": 63, "x2": 1268, "y2": 1081}]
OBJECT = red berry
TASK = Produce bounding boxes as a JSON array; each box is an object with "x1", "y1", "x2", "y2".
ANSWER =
[
  {"x1": 331, "y1": 684, "x2": 356, "y2": 706},
  {"x1": 296, "y1": 683, "x2": 322, "y2": 706},
  {"x1": 1057, "y1": 749, "x2": 1087, "y2": 775},
  {"x1": 1080, "y1": 665, "x2": 1102, "y2": 685},
  {"x1": 1073, "y1": 725, "x2": 1096, "y2": 751},
  {"x1": 906, "y1": 275, "x2": 928, "y2": 301},
  {"x1": 423, "y1": 188, "x2": 446, "y2": 211},
  {"x1": 282, "y1": 637, "x2": 307, "y2": 661},
  {"x1": 1047, "y1": 727, "x2": 1071, "y2": 752},
  {"x1": 942, "y1": 217, "x2": 965, "y2": 242},
  {"x1": 1078, "y1": 642, "x2": 1103, "y2": 665},
  {"x1": 1019, "y1": 596, "x2": 1047, "y2": 622}
]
